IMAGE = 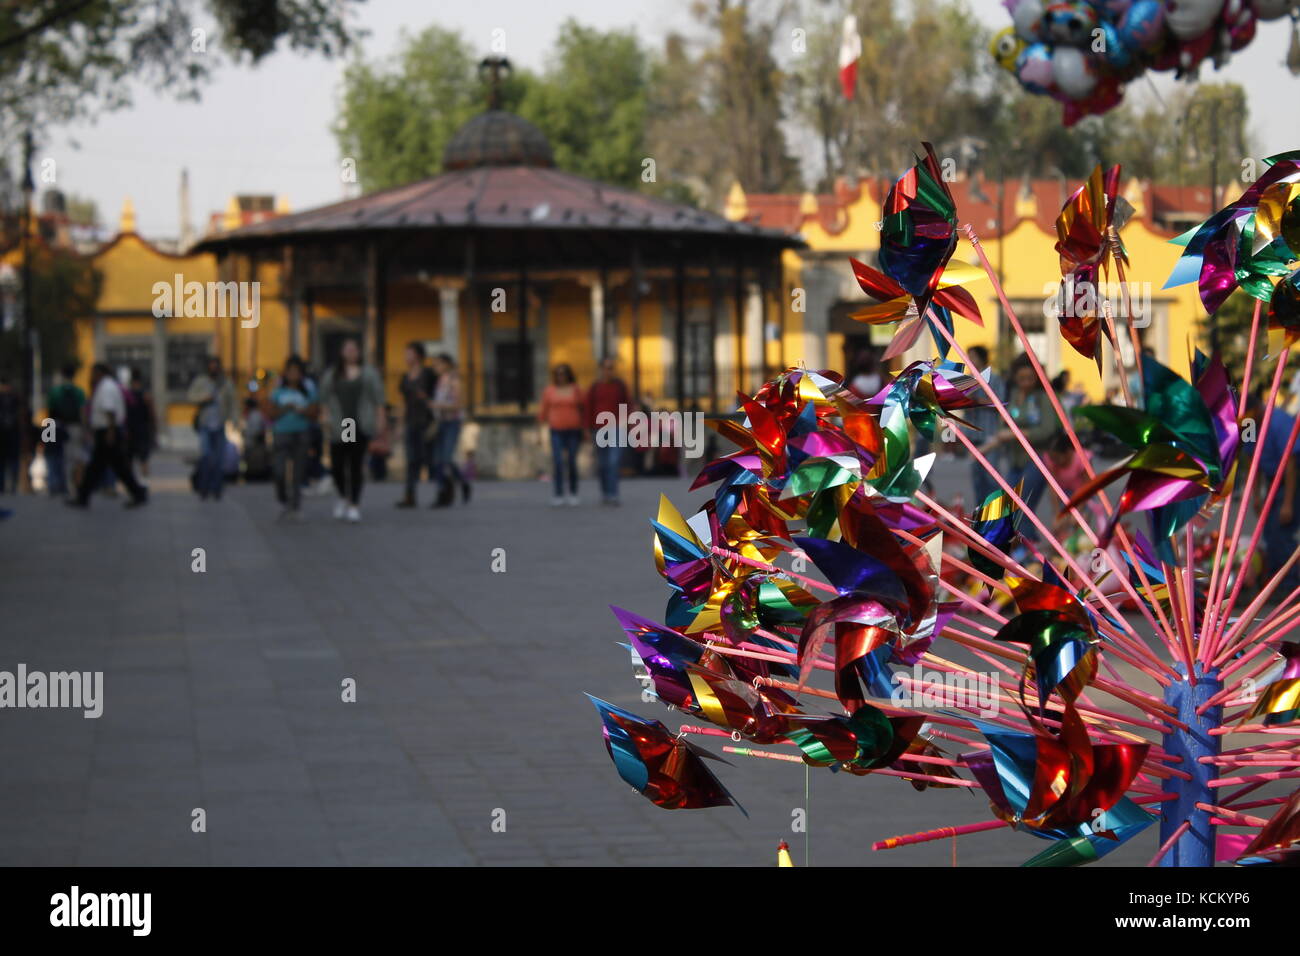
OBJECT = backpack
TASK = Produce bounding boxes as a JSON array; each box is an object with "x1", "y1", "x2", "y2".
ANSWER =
[
  {"x1": 0, "y1": 392, "x2": 18, "y2": 431},
  {"x1": 51, "y1": 385, "x2": 82, "y2": 424}
]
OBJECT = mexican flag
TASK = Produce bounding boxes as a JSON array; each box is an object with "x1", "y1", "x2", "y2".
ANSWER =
[{"x1": 839, "y1": 14, "x2": 862, "y2": 100}]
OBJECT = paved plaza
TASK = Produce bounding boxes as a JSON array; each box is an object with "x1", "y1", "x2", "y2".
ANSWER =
[{"x1": 0, "y1": 454, "x2": 1159, "y2": 867}]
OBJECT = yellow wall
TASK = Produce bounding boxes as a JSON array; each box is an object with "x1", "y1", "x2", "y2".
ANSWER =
[{"x1": 771, "y1": 184, "x2": 1206, "y2": 399}]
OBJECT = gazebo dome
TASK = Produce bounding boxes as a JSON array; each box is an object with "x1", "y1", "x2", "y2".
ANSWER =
[{"x1": 443, "y1": 110, "x2": 555, "y2": 171}]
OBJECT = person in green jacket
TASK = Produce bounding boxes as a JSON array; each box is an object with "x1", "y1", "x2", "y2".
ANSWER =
[{"x1": 318, "y1": 337, "x2": 386, "y2": 523}]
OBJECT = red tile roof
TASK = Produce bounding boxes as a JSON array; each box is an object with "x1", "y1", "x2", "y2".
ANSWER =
[{"x1": 735, "y1": 174, "x2": 1221, "y2": 240}]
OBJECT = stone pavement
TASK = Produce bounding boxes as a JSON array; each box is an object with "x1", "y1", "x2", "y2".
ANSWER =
[{"x1": 0, "y1": 454, "x2": 1153, "y2": 867}]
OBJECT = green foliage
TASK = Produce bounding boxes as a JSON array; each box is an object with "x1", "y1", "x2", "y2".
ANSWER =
[
  {"x1": 0, "y1": 0, "x2": 361, "y2": 140},
  {"x1": 519, "y1": 20, "x2": 649, "y2": 189},
  {"x1": 1211, "y1": 289, "x2": 1295, "y2": 398},
  {"x1": 333, "y1": 26, "x2": 489, "y2": 191},
  {"x1": 334, "y1": 21, "x2": 655, "y2": 192},
  {"x1": 1095, "y1": 83, "x2": 1251, "y2": 187},
  {"x1": 0, "y1": 246, "x2": 101, "y2": 380}
]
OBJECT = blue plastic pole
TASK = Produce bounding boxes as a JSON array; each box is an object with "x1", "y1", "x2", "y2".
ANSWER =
[{"x1": 1159, "y1": 663, "x2": 1222, "y2": 867}]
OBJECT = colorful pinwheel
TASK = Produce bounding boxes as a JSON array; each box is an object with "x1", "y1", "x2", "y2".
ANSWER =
[{"x1": 588, "y1": 153, "x2": 1300, "y2": 870}]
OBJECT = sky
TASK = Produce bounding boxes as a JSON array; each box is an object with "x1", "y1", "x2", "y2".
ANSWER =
[{"x1": 40, "y1": 0, "x2": 1300, "y2": 240}]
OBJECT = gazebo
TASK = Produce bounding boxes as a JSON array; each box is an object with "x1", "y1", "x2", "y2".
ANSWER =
[{"x1": 195, "y1": 59, "x2": 802, "y2": 434}]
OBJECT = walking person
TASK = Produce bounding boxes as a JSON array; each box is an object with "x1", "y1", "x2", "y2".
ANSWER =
[
  {"x1": 429, "y1": 353, "x2": 470, "y2": 508},
  {"x1": 187, "y1": 356, "x2": 235, "y2": 500},
  {"x1": 396, "y1": 342, "x2": 437, "y2": 508},
  {"x1": 539, "y1": 363, "x2": 584, "y2": 507},
  {"x1": 68, "y1": 363, "x2": 148, "y2": 508},
  {"x1": 265, "y1": 356, "x2": 318, "y2": 521},
  {"x1": 319, "y1": 338, "x2": 386, "y2": 523},
  {"x1": 965, "y1": 345, "x2": 1006, "y2": 505},
  {"x1": 0, "y1": 375, "x2": 21, "y2": 495},
  {"x1": 45, "y1": 364, "x2": 85, "y2": 497},
  {"x1": 587, "y1": 356, "x2": 631, "y2": 506},
  {"x1": 125, "y1": 369, "x2": 157, "y2": 477},
  {"x1": 977, "y1": 353, "x2": 1054, "y2": 540}
]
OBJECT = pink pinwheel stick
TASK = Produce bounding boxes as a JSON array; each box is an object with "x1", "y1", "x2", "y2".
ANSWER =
[
  {"x1": 1207, "y1": 769, "x2": 1300, "y2": 787},
  {"x1": 955, "y1": 236, "x2": 1184, "y2": 662},
  {"x1": 873, "y1": 818, "x2": 1009, "y2": 850},
  {"x1": 1147, "y1": 821, "x2": 1192, "y2": 867}
]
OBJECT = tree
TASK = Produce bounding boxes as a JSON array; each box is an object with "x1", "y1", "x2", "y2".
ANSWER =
[
  {"x1": 333, "y1": 26, "x2": 498, "y2": 192},
  {"x1": 0, "y1": 245, "x2": 101, "y2": 381},
  {"x1": 0, "y1": 0, "x2": 361, "y2": 141},
  {"x1": 643, "y1": 1, "x2": 802, "y2": 210},
  {"x1": 1095, "y1": 82, "x2": 1252, "y2": 189},
  {"x1": 333, "y1": 22, "x2": 657, "y2": 194},
  {"x1": 520, "y1": 21, "x2": 649, "y2": 188}
]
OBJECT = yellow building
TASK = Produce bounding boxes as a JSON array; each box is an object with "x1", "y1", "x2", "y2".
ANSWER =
[
  {"x1": 729, "y1": 174, "x2": 1219, "y2": 398},
  {"x1": 60, "y1": 127, "x2": 1225, "y2": 472},
  {"x1": 192, "y1": 107, "x2": 797, "y2": 473}
]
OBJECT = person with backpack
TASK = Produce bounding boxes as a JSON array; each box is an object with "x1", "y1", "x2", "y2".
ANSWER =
[
  {"x1": 319, "y1": 337, "x2": 386, "y2": 523},
  {"x1": 45, "y1": 363, "x2": 86, "y2": 497},
  {"x1": 0, "y1": 374, "x2": 21, "y2": 495},
  {"x1": 68, "y1": 363, "x2": 148, "y2": 509},
  {"x1": 187, "y1": 356, "x2": 235, "y2": 500},
  {"x1": 395, "y1": 342, "x2": 438, "y2": 509},
  {"x1": 265, "y1": 356, "x2": 318, "y2": 520},
  {"x1": 125, "y1": 369, "x2": 157, "y2": 477},
  {"x1": 429, "y1": 353, "x2": 470, "y2": 508}
]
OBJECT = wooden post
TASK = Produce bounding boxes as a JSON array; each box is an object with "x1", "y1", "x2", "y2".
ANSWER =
[
  {"x1": 674, "y1": 254, "x2": 686, "y2": 410},
  {"x1": 630, "y1": 242, "x2": 642, "y2": 403},
  {"x1": 733, "y1": 257, "x2": 745, "y2": 395},
  {"x1": 518, "y1": 260, "x2": 529, "y2": 413},
  {"x1": 708, "y1": 245, "x2": 720, "y2": 415}
]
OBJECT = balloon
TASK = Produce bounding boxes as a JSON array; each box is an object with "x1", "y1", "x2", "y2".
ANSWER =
[
  {"x1": 1098, "y1": 19, "x2": 1134, "y2": 65},
  {"x1": 1227, "y1": 7, "x2": 1257, "y2": 50},
  {"x1": 1095, "y1": 0, "x2": 1135, "y2": 16},
  {"x1": 1176, "y1": 27, "x2": 1216, "y2": 72},
  {"x1": 1017, "y1": 42, "x2": 1058, "y2": 93},
  {"x1": 1119, "y1": 0, "x2": 1168, "y2": 50},
  {"x1": 1253, "y1": 0, "x2": 1296, "y2": 21},
  {"x1": 1046, "y1": 1, "x2": 1101, "y2": 44},
  {"x1": 1052, "y1": 45, "x2": 1100, "y2": 98},
  {"x1": 992, "y1": 26, "x2": 1028, "y2": 71},
  {"x1": 1012, "y1": 0, "x2": 1050, "y2": 40},
  {"x1": 1165, "y1": 0, "x2": 1226, "y2": 39}
]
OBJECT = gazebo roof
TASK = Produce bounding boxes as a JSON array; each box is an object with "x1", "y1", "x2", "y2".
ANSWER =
[
  {"x1": 443, "y1": 110, "x2": 555, "y2": 171},
  {"x1": 196, "y1": 164, "x2": 799, "y2": 252},
  {"x1": 196, "y1": 107, "x2": 800, "y2": 260}
]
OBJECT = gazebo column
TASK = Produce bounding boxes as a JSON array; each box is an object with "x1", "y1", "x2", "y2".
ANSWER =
[
  {"x1": 304, "y1": 288, "x2": 315, "y2": 364},
  {"x1": 434, "y1": 280, "x2": 462, "y2": 363},
  {"x1": 363, "y1": 240, "x2": 387, "y2": 372},
  {"x1": 708, "y1": 251, "x2": 721, "y2": 414},
  {"x1": 517, "y1": 262, "x2": 530, "y2": 413},
  {"x1": 673, "y1": 256, "x2": 687, "y2": 410},
  {"x1": 152, "y1": 312, "x2": 168, "y2": 444},
  {"x1": 732, "y1": 261, "x2": 743, "y2": 395},
  {"x1": 580, "y1": 271, "x2": 607, "y2": 363},
  {"x1": 744, "y1": 278, "x2": 763, "y2": 393},
  {"x1": 247, "y1": 250, "x2": 260, "y2": 376},
  {"x1": 286, "y1": 246, "x2": 301, "y2": 356},
  {"x1": 629, "y1": 244, "x2": 642, "y2": 403}
]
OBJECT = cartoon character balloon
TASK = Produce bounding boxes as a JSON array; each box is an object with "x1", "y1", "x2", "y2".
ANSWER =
[{"x1": 997, "y1": 0, "x2": 1292, "y2": 124}]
